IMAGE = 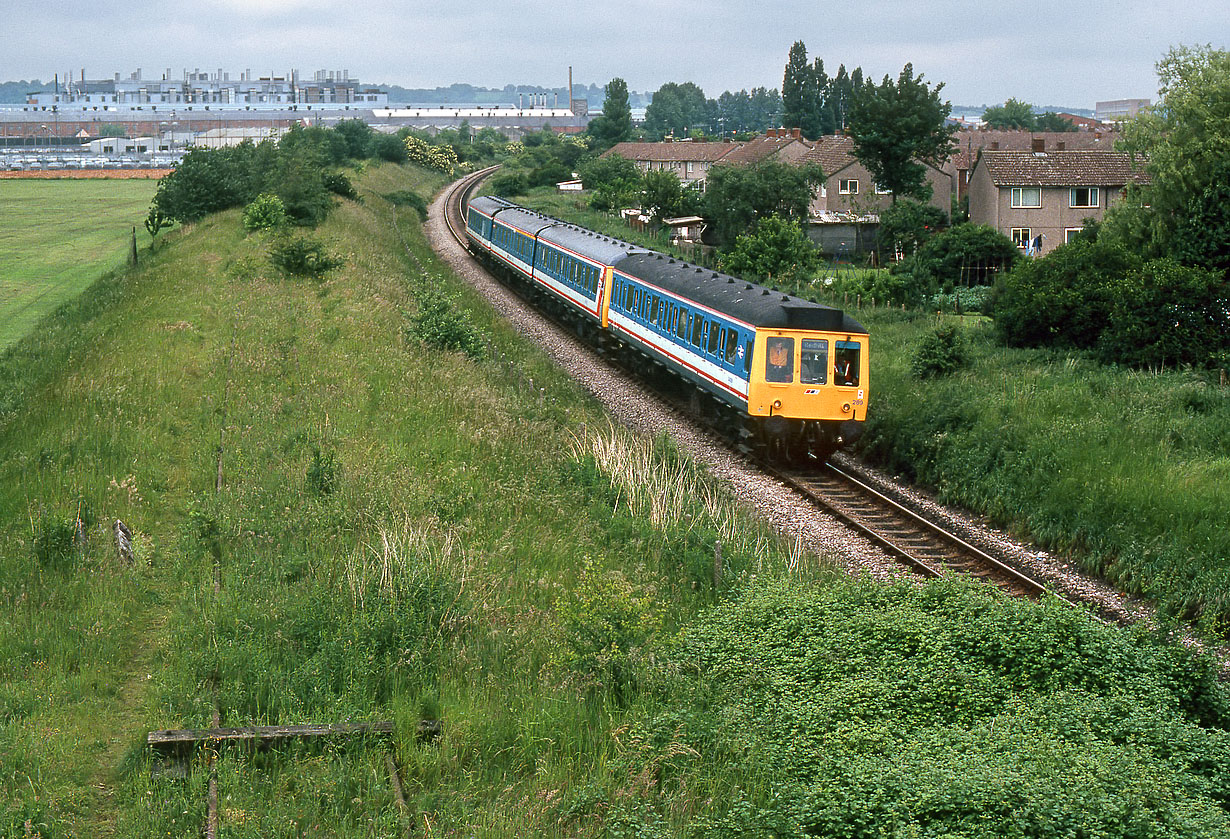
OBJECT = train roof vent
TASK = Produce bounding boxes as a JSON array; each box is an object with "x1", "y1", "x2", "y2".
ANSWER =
[
  {"x1": 695, "y1": 267, "x2": 703, "y2": 273},
  {"x1": 657, "y1": 254, "x2": 664, "y2": 260},
  {"x1": 727, "y1": 277, "x2": 735, "y2": 283},
  {"x1": 762, "y1": 289, "x2": 770, "y2": 296},
  {"x1": 745, "y1": 283, "x2": 753, "y2": 290},
  {"x1": 713, "y1": 272, "x2": 719, "y2": 278},
  {"x1": 669, "y1": 258, "x2": 676, "y2": 264},
  {"x1": 782, "y1": 294, "x2": 790, "y2": 301}
]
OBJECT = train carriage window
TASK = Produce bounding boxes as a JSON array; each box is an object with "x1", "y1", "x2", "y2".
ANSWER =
[
  {"x1": 766, "y1": 337, "x2": 794, "y2": 383},
  {"x1": 834, "y1": 341, "x2": 860, "y2": 387},
  {"x1": 724, "y1": 329, "x2": 739, "y2": 364},
  {"x1": 801, "y1": 339, "x2": 829, "y2": 385},
  {"x1": 745, "y1": 339, "x2": 753, "y2": 374},
  {"x1": 650, "y1": 297, "x2": 660, "y2": 325},
  {"x1": 690, "y1": 316, "x2": 704, "y2": 348},
  {"x1": 677, "y1": 309, "x2": 690, "y2": 339},
  {"x1": 707, "y1": 324, "x2": 722, "y2": 355}
]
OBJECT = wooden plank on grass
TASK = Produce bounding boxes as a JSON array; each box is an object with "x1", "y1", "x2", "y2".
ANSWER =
[{"x1": 147, "y1": 720, "x2": 395, "y2": 750}]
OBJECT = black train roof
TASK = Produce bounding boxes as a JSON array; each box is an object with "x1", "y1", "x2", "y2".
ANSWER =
[
  {"x1": 616, "y1": 253, "x2": 868, "y2": 334},
  {"x1": 468, "y1": 196, "x2": 866, "y2": 335}
]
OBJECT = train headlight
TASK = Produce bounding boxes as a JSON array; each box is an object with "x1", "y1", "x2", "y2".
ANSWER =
[
  {"x1": 842, "y1": 402, "x2": 852, "y2": 413},
  {"x1": 772, "y1": 399, "x2": 782, "y2": 410}
]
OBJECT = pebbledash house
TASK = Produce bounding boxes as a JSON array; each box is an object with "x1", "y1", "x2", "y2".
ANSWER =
[{"x1": 967, "y1": 140, "x2": 1148, "y2": 256}]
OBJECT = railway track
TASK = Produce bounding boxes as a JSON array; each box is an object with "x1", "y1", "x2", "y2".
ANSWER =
[{"x1": 440, "y1": 171, "x2": 1075, "y2": 607}]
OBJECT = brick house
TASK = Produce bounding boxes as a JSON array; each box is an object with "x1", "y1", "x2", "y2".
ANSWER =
[
  {"x1": 967, "y1": 145, "x2": 1148, "y2": 256},
  {"x1": 801, "y1": 135, "x2": 952, "y2": 217}
]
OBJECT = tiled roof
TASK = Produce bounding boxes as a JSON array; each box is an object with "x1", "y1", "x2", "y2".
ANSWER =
[
  {"x1": 977, "y1": 149, "x2": 1149, "y2": 187},
  {"x1": 718, "y1": 136, "x2": 810, "y2": 165},
  {"x1": 800, "y1": 135, "x2": 858, "y2": 176},
  {"x1": 602, "y1": 141, "x2": 737, "y2": 163},
  {"x1": 950, "y1": 128, "x2": 1120, "y2": 169}
]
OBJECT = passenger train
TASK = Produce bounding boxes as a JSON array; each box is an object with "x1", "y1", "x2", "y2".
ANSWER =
[{"x1": 465, "y1": 195, "x2": 869, "y2": 462}]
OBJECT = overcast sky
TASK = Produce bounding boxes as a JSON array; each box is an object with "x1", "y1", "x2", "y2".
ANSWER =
[{"x1": 6, "y1": 0, "x2": 1226, "y2": 108}]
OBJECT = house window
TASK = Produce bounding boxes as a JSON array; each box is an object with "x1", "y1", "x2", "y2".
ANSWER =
[
  {"x1": 874, "y1": 183, "x2": 892, "y2": 195},
  {"x1": 839, "y1": 179, "x2": 859, "y2": 195},
  {"x1": 1070, "y1": 187, "x2": 1099, "y2": 208},
  {"x1": 1011, "y1": 228, "x2": 1032, "y2": 249},
  {"x1": 1011, "y1": 187, "x2": 1042, "y2": 208},
  {"x1": 1065, "y1": 228, "x2": 1084, "y2": 244}
]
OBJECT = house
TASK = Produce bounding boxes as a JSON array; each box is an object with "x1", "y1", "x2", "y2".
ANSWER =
[
  {"x1": 967, "y1": 145, "x2": 1148, "y2": 256},
  {"x1": 717, "y1": 128, "x2": 813, "y2": 166},
  {"x1": 602, "y1": 140, "x2": 738, "y2": 188},
  {"x1": 948, "y1": 128, "x2": 1120, "y2": 204},
  {"x1": 801, "y1": 135, "x2": 952, "y2": 217}
]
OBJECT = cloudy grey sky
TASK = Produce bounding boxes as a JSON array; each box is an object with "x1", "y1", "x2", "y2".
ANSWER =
[{"x1": 6, "y1": 0, "x2": 1226, "y2": 107}]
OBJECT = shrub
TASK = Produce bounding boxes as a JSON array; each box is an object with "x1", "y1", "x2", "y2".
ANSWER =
[
  {"x1": 242, "y1": 192, "x2": 288, "y2": 231},
  {"x1": 719, "y1": 215, "x2": 820, "y2": 284},
  {"x1": 269, "y1": 235, "x2": 345, "y2": 278},
  {"x1": 404, "y1": 136, "x2": 458, "y2": 174},
  {"x1": 368, "y1": 132, "x2": 407, "y2": 163},
  {"x1": 383, "y1": 189, "x2": 429, "y2": 221},
  {"x1": 991, "y1": 237, "x2": 1141, "y2": 349},
  {"x1": 551, "y1": 561, "x2": 663, "y2": 701},
  {"x1": 487, "y1": 168, "x2": 531, "y2": 198},
  {"x1": 1097, "y1": 259, "x2": 1230, "y2": 369},
  {"x1": 911, "y1": 324, "x2": 968, "y2": 378},
  {"x1": 907, "y1": 223, "x2": 1021, "y2": 292},
  {"x1": 322, "y1": 171, "x2": 358, "y2": 201},
  {"x1": 405, "y1": 286, "x2": 487, "y2": 360},
  {"x1": 878, "y1": 199, "x2": 948, "y2": 258}
]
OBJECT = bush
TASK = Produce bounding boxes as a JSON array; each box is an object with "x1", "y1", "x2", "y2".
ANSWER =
[
  {"x1": 242, "y1": 192, "x2": 288, "y2": 231},
  {"x1": 269, "y1": 235, "x2": 345, "y2": 278},
  {"x1": 991, "y1": 237, "x2": 1141, "y2": 349},
  {"x1": 322, "y1": 171, "x2": 358, "y2": 201},
  {"x1": 1097, "y1": 259, "x2": 1230, "y2": 369},
  {"x1": 719, "y1": 215, "x2": 820, "y2": 284},
  {"x1": 551, "y1": 561, "x2": 663, "y2": 701},
  {"x1": 383, "y1": 189, "x2": 429, "y2": 221},
  {"x1": 487, "y1": 168, "x2": 531, "y2": 198},
  {"x1": 405, "y1": 286, "x2": 487, "y2": 360},
  {"x1": 907, "y1": 223, "x2": 1021, "y2": 292},
  {"x1": 404, "y1": 136, "x2": 458, "y2": 174},
  {"x1": 878, "y1": 199, "x2": 948, "y2": 258},
  {"x1": 911, "y1": 324, "x2": 968, "y2": 378}
]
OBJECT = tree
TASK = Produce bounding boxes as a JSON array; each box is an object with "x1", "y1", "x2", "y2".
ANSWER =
[
  {"x1": 1034, "y1": 111, "x2": 1077, "y2": 132},
  {"x1": 703, "y1": 160, "x2": 824, "y2": 245},
  {"x1": 846, "y1": 63, "x2": 955, "y2": 203},
  {"x1": 641, "y1": 169, "x2": 685, "y2": 223},
  {"x1": 782, "y1": 41, "x2": 811, "y2": 134},
  {"x1": 981, "y1": 98, "x2": 1036, "y2": 129},
  {"x1": 719, "y1": 215, "x2": 820, "y2": 283},
  {"x1": 643, "y1": 82, "x2": 711, "y2": 139},
  {"x1": 588, "y1": 77, "x2": 633, "y2": 147},
  {"x1": 1116, "y1": 45, "x2": 1230, "y2": 276},
  {"x1": 877, "y1": 199, "x2": 948, "y2": 258}
]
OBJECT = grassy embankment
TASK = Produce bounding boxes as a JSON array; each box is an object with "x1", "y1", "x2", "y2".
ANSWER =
[
  {"x1": 1, "y1": 163, "x2": 1228, "y2": 837},
  {"x1": 515, "y1": 185, "x2": 1230, "y2": 633},
  {"x1": 0, "y1": 179, "x2": 158, "y2": 349}
]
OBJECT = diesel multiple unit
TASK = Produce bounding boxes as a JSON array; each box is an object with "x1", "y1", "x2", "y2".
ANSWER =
[{"x1": 465, "y1": 195, "x2": 869, "y2": 461}]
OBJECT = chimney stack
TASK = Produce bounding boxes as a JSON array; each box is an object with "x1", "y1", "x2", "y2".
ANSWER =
[{"x1": 1032, "y1": 137, "x2": 1045, "y2": 153}]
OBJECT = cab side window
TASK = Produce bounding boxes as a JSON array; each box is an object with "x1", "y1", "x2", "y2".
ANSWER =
[
  {"x1": 834, "y1": 341, "x2": 860, "y2": 387},
  {"x1": 765, "y1": 337, "x2": 794, "y2": 383}
]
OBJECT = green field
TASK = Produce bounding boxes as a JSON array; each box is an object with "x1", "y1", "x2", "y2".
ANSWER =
[
  {"x1": 0, "y1": 179, "x2": 159, "y2": 349},
  {"x1": 1, "y1": 163, "x2": 1227, "y2": 837}
]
